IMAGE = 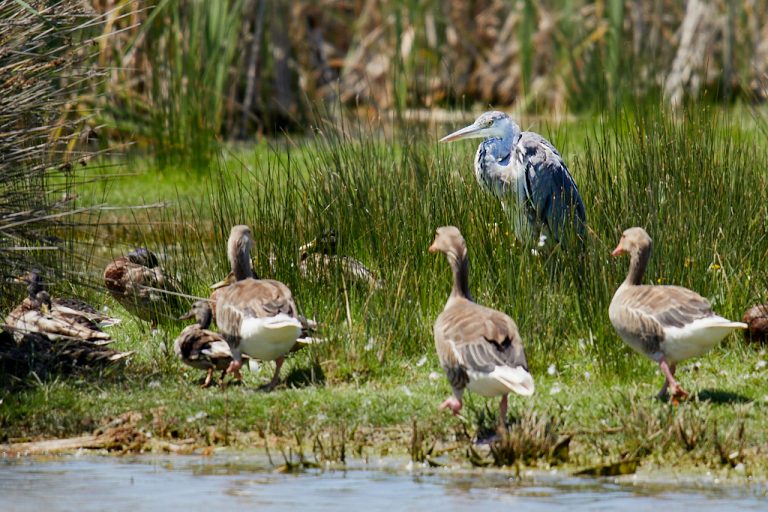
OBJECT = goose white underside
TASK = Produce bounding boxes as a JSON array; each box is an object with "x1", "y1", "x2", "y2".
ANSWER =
[
  {"x1": 239, "y1": 314, "x2": 302, "y2": 361},
  {"x1": 657, "y1": 316, "x2": 747, "y2": 363},
  {"x1": 467, "y1": 366, "x2": 535, "y2": 397}
]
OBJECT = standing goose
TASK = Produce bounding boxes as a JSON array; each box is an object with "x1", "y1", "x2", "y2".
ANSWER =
[
  {"x1": 103, "y1": 248, "x2": 181, "y2": 329},
  {"x1": 429, "y1": 226, "x2": 535, "y2": 422},
  {"x1": 176, "y1": 300, "x2": 238, "y2": 388},
  {"x1": 216, "y1": 225, "x2": 302, "y2": 390},
  {"x1": 609, "y1": 227, "x2": 747, "y2": 400},
  {"x1": 209, "y1": 271, "x2": 318, "y2": 345}
]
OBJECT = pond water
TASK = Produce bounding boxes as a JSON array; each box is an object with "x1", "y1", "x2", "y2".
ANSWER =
[{"x1": 1, "y1": 453, "x2": 766, "y2": 511}]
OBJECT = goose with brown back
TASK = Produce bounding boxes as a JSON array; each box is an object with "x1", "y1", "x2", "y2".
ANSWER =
[
  {"x1": 609, "y1": 227, "x2": 747, "y2": 401},
  {"x1": 429, "y1": 226, "x2": 534, "y2": 423},
  {"x1": 216, "y1": 225, "x2": 302, "y2": 391}
]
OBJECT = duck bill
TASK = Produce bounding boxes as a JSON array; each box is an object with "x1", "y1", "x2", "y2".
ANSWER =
[
  {"x1": 209, "y1": 278, "x2": 230, "y2": 290},
  {"x1": 298, "y1": 239, "x2": 317, "y2": 254},
  {"x1": 178, "y1": 310, "x2": 195, "y2": 321},
  {"x1": 439, "y1": 123, "x2": 484, "y2": 143},
  {"x1": 610, "y1": 244, "x2": 625, "y2": 257}
]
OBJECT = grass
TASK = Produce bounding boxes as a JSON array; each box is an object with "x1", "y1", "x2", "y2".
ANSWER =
[{"x1": 3, "y1": 104, "x2": 768, "y2": 475}]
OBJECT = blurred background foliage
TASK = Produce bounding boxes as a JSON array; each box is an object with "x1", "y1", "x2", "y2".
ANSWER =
[{"x1": 82, "y1": 0, "x2": 768, "y2": 166}]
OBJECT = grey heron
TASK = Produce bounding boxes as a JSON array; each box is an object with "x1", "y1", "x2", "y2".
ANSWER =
[{"x1": 440, "y1": 111, "x2": 586, "y2": 248}]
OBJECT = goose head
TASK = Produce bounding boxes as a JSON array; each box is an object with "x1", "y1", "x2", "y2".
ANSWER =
[
  {"x1": 179, "y1": 300, "x2": 213, "y2": 328},
  {"x1": 429, "y1": 226, "x2": 467, "y2": 260},
  {"x1": 611, "y1": 227, "x2": 652, "y2": 258}
]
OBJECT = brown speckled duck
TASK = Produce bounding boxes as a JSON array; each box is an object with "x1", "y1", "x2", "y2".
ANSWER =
[
  {"x1": 104, "y1": 248, "x2": 181, "y2": 329},
  {"x1": 429, "y1": 226, "x2": 534, "y2": 422},
  {"x1": 742, "y1": 304, "x2": 768, "y2": 344},
  {"x1": 176, "y1": 300, "x2": 238, "y2": 387},
  {"x1": 15, "y1": 271, "x2": 120, "y2": 329},
  {"x1": 5, "y1": 273, "x2": 112, "y2": 344},
  {"x1": 299, "y1": 230, "x2": 383, "y2": 289},
  {"x1": 609, "y1": 227, "x2": 747, "y2": 401}
]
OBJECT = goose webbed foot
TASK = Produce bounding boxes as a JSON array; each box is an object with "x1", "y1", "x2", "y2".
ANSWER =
[
  {"x1": 658, "y1": 359, "x2": 687, "y2": 403},
  {"x1": 439, "y1": 396, "x2": 463, "y2": 416}
]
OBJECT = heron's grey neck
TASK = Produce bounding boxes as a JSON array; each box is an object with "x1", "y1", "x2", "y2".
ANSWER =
[
  {"x1": 480, "y1": 135, "x2": 515, "y2": 164},
  {"x1": 447, "y1": 249, "x2": 472, "y2": 300},
  {"x1": 229, "y1": 245, "x2": 254, "y2": 281},
  {"x1": 625, "y1": 244, "x2": 651, "y2": 286}
]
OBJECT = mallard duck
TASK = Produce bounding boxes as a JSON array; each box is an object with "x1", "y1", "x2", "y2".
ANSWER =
[
  {"x1": 15, "y1": 270, "x2": 120, "y2": 329},
  {"x1": 176, "y1": 300, "x2": 238, "y2": 387},
  {"x1": 5, "y1": 275, "x2": 112, "y2": 344},
  {"x1": 742, "y1": 304, "x2": 768, "y2": 344},
  {"x1": 609, "y1": 227, "x2": 747, "y2": 401},
  {"x1": 216, "y1": 225, "x2": 302, "y2": 391},
  {"x1": 429, "y1": 226, "x2": 534, "y2": 422},
  {"x1": 103, "y1": 248, "x2": 181, "y2": 329},
  {"x1": 299, "y1": 230, "x2": 383, "y2": 289}
]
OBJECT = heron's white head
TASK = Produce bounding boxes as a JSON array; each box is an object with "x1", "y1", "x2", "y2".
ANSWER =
[{"x1": 439, "y1": 111, "x2": 519, "y2": 143}]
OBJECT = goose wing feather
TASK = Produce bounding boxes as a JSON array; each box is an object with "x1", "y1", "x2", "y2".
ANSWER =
[
  {"x1": 216, "y1": 279, "x2": 298, "y2": 348},
  {"x1": 434, "y1": 300, "x2": 528, "y2": 392}
]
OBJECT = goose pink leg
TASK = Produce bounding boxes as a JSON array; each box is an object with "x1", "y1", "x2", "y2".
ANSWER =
[
  {"x1": 439, "y1": 397, "x2": 463, "y2": 415},
  {"x1": 659, "y1": 359, "x2": 687, "y2": 403},
  {"x1": 499, "y1": 394, "x2": 509, "y2": 424},
  {"x1": 259, "y1": 357, "x2": 284, "y2": 392}
]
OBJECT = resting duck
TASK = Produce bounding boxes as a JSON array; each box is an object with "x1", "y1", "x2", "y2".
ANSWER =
[
  {"x1": 216, "y1": 225, "x2": 303, "y2": 391},
  {"x1": 742, "y1": 304, "x2": 768, "y2": 344},
  {"x1": 299, "y1": 230, "x2": 383, "y2": 289},
  {"x1": 176, "y1": 300, "x2": 239, "y2": 387},
  {"x1": 429, "y1": 226, "x2": 534, "y2": 422},
  {"x1": 609, "y1": 227, "x2": 747, "y2": 401},
  {"x1": 15, "y1": 271, "x2": 120, "y2": 329},
  {"x1": 104, "y1": 248, "x2": 181, "y2": 329},
  {"x1": 5, "y1": 275, "x2": 112, "y2": 344}
]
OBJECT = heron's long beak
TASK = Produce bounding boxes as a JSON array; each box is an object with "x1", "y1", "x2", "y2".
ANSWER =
[
  {"x1": 439, "y1": 123, "x2": 485, "y2": 143},
  {"x1": 610, "y1": 244, "x2": 625, "y2": 257}
]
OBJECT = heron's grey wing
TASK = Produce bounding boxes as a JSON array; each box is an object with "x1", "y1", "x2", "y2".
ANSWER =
[{"x1": 516, "y1": 132, "x2": 586, "y2": 242}]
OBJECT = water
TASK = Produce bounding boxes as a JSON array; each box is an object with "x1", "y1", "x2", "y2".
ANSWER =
[{"x1": 1, "y1": 454, "x2": 765, "y2": 511}]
